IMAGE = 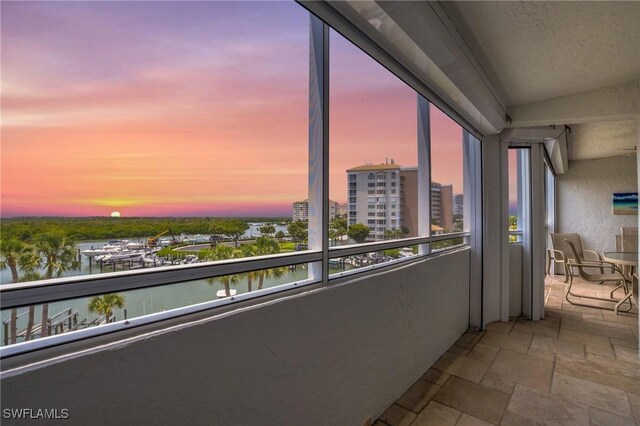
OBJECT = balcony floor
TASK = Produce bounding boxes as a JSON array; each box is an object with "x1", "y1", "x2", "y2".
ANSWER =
[{"x1": 375, "y1": 276, "x2": 639, "y2": 426}]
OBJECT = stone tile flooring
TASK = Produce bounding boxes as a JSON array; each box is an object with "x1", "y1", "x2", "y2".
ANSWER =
[{"x1": 375, "y1": 277, "x2": 639, "y2": 425}]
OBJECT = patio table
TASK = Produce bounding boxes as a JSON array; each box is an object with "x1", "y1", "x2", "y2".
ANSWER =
[{"x1": 602, "y1": 252, "x2": 637, "y2": 314}]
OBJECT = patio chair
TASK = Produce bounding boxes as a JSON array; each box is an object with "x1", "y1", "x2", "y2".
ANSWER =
[
  {"x1": 620, "y1": 226, "x2": 638, "y2": 280},
  {"x1": 548, "y1": 233, "x2": 604, "y2": 282},
  {"x1": 620, "y1": 227, "x2": 638, "y2": 252},
  {"x1": 564, "y1": 239, "x2": 633, "y2": 312}
]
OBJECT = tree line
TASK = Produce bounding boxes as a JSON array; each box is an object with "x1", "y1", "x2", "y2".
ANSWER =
[{"x1": 1, "y1": 216, "x2": 289, "y2": 242}]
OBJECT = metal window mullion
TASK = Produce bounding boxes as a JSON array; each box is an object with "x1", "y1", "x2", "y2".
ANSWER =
[
  {"x1": 321, "y1": 21, "x2": 330, "y2": 285},
  {"x1": 308, "y1": 15, "x2": 329, "y2": 284},
  {"x1": 530, "y1": 144, "x2": 545, "y2": 320},
  {"x1": 463, "y1": 131, "x2": 483, "y2": 329},
  {"x1": 417, "y1": 95, "x2": 431, "y2": 255},
  {"x1": 499, "y1": 142, "x2": 511, "y2": 322},
  {"x1": 518, "y1": 148, "x2": 533, "y2": 320}
]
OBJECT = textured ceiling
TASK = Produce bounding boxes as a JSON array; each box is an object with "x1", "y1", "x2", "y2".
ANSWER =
[
  {"x1": 568, "y1": 119, "x2": 637, "y2": 160},
  {"x1": 447, "y1": 1, "x2": 640, "y2": 106}
]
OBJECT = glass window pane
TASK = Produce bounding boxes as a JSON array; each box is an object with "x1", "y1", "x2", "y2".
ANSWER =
[
  {"x1": 329, "y1": 245, "x2": 418, "y2": 277},
  {"x1": 429, "y1": 105, "x2": 464, "y2": 234},
  {"x1": 1, "y1": 262, "x2": 309, "y2": 346},
  {"x1": 508, "y1": 149, "x2": 520, "y2": 242},
  {"x1": 329, "y1": 30, "x2": 418, "y2": 245},
  {"x1": 1, "y1": 2, "x2": 311, "y2": 285}
]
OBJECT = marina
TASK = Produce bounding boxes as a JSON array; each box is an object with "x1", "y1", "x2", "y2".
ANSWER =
[
  {"x1": 0, "y1": 223, "x2": 299, "y2": 345},
  {"x1": 0, "y1": 222, "x2": 411, "y2": 345}
]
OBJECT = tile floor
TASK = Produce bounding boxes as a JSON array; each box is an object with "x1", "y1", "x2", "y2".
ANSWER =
[{"x1": 375, "y1": 276, "x2": 639, "y2": 426}]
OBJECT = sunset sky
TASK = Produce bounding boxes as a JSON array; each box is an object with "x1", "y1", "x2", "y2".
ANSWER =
[{"x1": 2, "y1": 1, "x2": 464, "y2": 218}]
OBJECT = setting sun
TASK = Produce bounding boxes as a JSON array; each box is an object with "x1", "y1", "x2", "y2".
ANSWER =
[{"x1": 110, "y1": 211, "x2": 121, "y2": 218}]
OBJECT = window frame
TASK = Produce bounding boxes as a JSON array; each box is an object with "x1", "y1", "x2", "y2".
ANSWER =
[{"x1": 0, "y1": 9, "x2": 480, "y2": 358}]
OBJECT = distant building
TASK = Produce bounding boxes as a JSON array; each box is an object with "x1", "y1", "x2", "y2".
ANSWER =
[
  {"x1": 292, "y1": 199, "x2": 342, "y2": 222},
  {"x1": 346, "y1": 161, "x2": 458, "y2": 241},
  {"x1": 334, "y1": 203, "x2": 347, "y2": 218},
  {"x1": 453, "y1": 194, "x2": 464, "y2": 216},
  {"x1": 346, "y1": 161, "x2": 417, "y2": 241},
  {"x1": 399, "y1": 168, "x2": 418, "y2": 239},
  {"x1": 440, "y1": 184, "x2": 454, "y2": 231},
  {"x1": 292, "y1": 200, "x2": 309, "y2": 222},
  {"x1": 431, "y1": 182, "x2": 455, "y2": 232}
]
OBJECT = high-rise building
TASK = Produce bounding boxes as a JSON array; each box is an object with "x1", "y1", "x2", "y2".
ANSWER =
[
  {"x1": 431, "y1": 182, "x2": 442, "y2": 226},
  {"x1": 292, "y1": 199, "x2": 342, "y2": 222},
  {"x1": 430, "y1": 182, "x2": 455, "y2": 232},
  {"x1": 453, "y1": 194, "x2": 464, "y2": 216},
  {"x1": 292, "y1": 200, "x2": 309, "y2": 222},
  {"x1": 398, "y1": 168, "x2": 418, "y2": 238},
  {"x1": 346, "y1": 161, "x2": 418, "y2": 241},
  {"x1": 334, "y1": 203, "x2": 347, "y2": 218},
  {"x1": 347, "y1": 162, "x2": 459, "y2": 240},
  {"x1": 346, "y1": 162, "x2": 401, "y2": 241},
  {"x1": 440, "y1": 184, "x2": 454, "y2": 231}
]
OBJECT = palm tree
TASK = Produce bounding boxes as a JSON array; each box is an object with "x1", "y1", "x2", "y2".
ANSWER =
[
  {"x1": 258, "y1": 266, "x2": 289, "y2": 290},
  {"x1": 240, "y1": 244, "x2": 259, "y2": 292},
  {"x1": 35, "y1": 231, "x2": 80, "y2": 279},
  {"x1": 21, "y1": 271, "x2": 43, "y2": 341},
  {"x1": 202, "y1": 245, "x2": 241, "y2": 297},
  {"x1": 34, "y1": 231, "x2": 80, "y2": 337},
  {"x1": 88, "y1": 293, "x2": 125, "y2": 324},
  {"x1": 0, "y1": 239, "x2": 41, "y2": 343},
  {"x1": 252, "y1": 237, "x2": 287, "y2": 290},
  {"x1": 0, "y1": 239, "x2": 24, "y2": 284},
  {"x1": 0, "y1": 238, "x2": 40, "y2": 283},
  {"x1": 255, "y1": 236, "x2": 280, "y2": 255}
]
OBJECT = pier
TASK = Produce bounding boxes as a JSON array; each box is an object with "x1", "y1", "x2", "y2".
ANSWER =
[{"x1": 2, "y1": 307, "x2": 120, "y2": 345}]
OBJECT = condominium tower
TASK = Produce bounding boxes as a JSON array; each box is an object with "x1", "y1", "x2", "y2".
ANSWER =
[
  {"x1": 292, "y1": 199, "x2": 344, "y2": 222},
  {"x1": 347, "y1": 161, "x2": 455, "y2": 241}
]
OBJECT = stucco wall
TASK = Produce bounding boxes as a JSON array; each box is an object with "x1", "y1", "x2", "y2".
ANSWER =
[
  {"x1": 557, "y1": 156, "x2": 637, "y2": 252},
  {"x1": 1, "y1": 250, "x2": 470, "y2": 426}
]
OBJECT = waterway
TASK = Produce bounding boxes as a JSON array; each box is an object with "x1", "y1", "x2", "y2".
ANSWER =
[
  {"x1": 0, "y1": 223, "x2": 312, "y2": 344},
  {"x1": 1, "y1": 264, "x2": 310, "y2": 344},
  {"x1": 0, "y1": 223, "x2": 289, "y2": 284}
]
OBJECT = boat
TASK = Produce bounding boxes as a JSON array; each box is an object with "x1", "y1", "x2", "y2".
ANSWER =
[
  {"x1": 398, "y1": 248, "x2": 415, "y2": 258},
  {"x1": 158, "y1": 238, "x2": 173, "y2": 247},
  {"x1": 95, "y1": 250, "x2": 145, "y2": 262},
  {"x1": 81, "y1": 241, "x2": 128, "y2": 258},
  {"x1": 216, "y1": 289, "x2": 237, "y2": 298}
]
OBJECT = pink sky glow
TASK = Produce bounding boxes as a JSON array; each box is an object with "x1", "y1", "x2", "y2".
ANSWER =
[{"x1": 1, "y1": 2, "x2": 465, "y2": 218}]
